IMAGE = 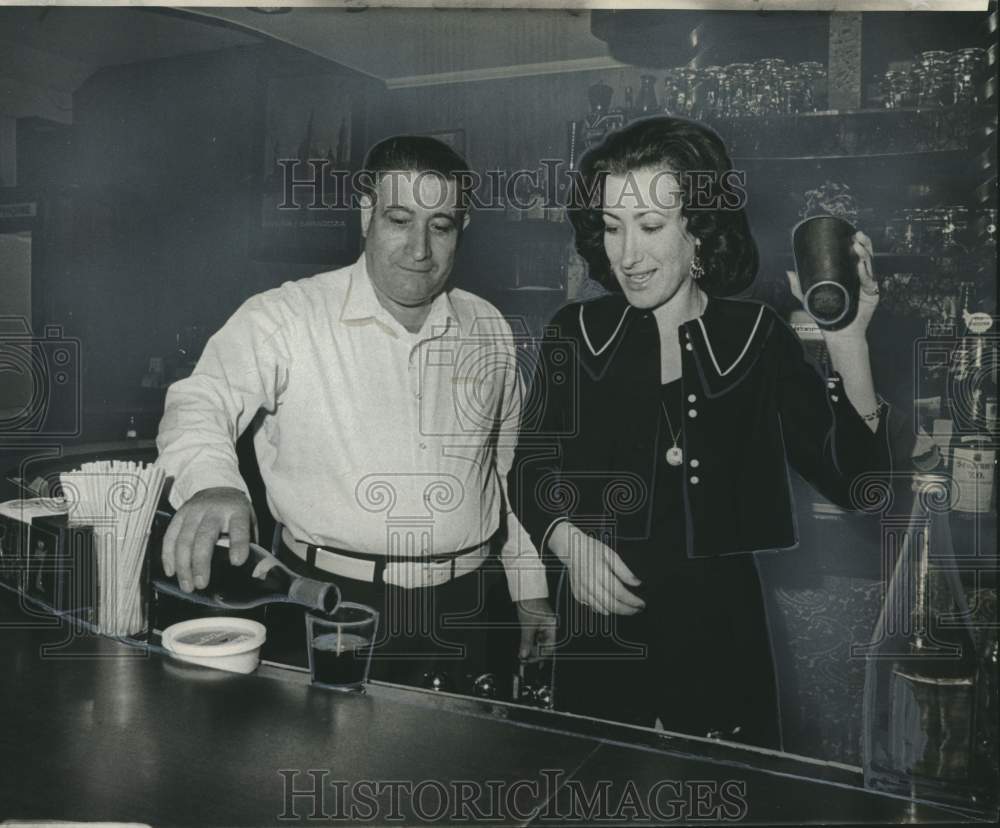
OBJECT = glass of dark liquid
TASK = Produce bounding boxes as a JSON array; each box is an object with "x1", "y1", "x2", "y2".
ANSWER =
[{"x1": 306, "y1": 602, "x2": 379, "y2": 692}]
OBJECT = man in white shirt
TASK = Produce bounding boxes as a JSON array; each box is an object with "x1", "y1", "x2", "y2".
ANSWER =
[{"x1": 157, "y1": 135, "x2": 555, "y2": 690}]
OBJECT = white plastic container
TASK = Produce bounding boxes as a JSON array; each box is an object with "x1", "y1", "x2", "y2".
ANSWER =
[{"x1": 162, "y1": 617, "x2": 267, "y2": 675}]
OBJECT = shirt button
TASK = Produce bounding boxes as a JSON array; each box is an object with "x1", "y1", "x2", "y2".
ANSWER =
[
  {"x1": 685, "y1": 343, "x2": 694, "y2": 351},
  {"x1": 687, "y1": 393, "x2": 697, "y2": 403},
  {"x1": 688, "y1": 408, "x2": 698, "y2": 418},
  {"x1": 831, "y1": 394, "x2": 840, "y2": 402},
  {"x1": 690, "y1": 475, "x2": 700, "y2": 485},
  {"x1": 689, "y1": 458, "x2": 700, "y2": 468},
  {"x1": 826, "y1": 380, "x2": 837, "y2": 390}
]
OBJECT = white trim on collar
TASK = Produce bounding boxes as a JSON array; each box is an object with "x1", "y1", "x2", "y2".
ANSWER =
[
  {"x1": 579, "y1": 304, "x2": 630, "y2": 357},
  {"x1": 696, "y1": 304, "x2": 764, "y2": 377}
]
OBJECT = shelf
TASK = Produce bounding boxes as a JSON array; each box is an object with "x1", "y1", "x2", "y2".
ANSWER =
[
  {"x1": 709, "y1": 106, "x2": 993, "y2": 162},
  {"x1": 735, "y1": 149, "x2": 973, "y2": 164},
  {"x1": 782, "y1": 252, "x2": 983, "y2": 275}
]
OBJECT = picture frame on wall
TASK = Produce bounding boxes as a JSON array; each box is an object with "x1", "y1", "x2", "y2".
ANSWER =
[{"x1": 250, "y1": 54, "x2": 368, "y2": 264}]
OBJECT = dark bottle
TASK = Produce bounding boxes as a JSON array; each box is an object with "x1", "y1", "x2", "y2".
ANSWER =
[
  {"x1": 623, "y1": 85, "x2": 635, "y2": 121},
  {"x1": 154, "y1": 541, "x2": 340, "y2": 615},
  {"x1": 863, "y1": 473, "x2": 994, "y2": 813},
  {"x1": 636, "y1": 74, "x2": 659, "y2": 115}
]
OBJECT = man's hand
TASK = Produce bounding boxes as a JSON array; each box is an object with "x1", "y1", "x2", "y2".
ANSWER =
[
  {"x1": 516, "y1": 597, "x2": 558, "y2": 662},
  {"x1": 161, "y1": 486, "x2": 255, "y2": 593},
  {"x1": 549, "y1": 521, "x2": 645, "y2": 616}
]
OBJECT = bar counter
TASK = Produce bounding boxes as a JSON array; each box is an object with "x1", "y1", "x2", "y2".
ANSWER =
[{"x1": 0, "y1": 591, "x2": 987, "y2": 827}]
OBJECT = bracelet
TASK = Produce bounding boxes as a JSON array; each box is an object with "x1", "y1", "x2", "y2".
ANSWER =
[{"x1": 861, "y1": 400, "x2": 887, "y2": 422}]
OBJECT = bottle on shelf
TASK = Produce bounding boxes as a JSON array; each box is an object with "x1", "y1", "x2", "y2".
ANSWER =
[
  {"x1": 623, "y1": 85, "x2": 635, "y2": 122},
  {"x1": 636, "y1": 74, "x2": 659, "y2": 116},
  {"x1": 946, "y1": 282, "x2": 996, "y2": 517},
  {"x1": 153, "y1": 539, "x2": 341, "y2": 616},
  {"x1": 125, "y1": 416, "x2": 138, "y2": 440},
  {"x1": 862, "y1": 472, "x2": 995, "y2": 813}
]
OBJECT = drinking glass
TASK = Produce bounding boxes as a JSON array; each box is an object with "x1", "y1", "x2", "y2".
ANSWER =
[{"x1": 306, "y1": 601, "x2": 379, "y2": 692}]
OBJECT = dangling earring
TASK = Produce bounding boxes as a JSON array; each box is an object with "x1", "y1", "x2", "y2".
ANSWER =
[{"x1": 689, "y1": 242, "x2": 705, "y2": 281}]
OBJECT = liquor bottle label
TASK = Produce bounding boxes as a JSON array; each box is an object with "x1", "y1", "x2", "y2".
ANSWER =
[
  {"x1": 952, "y1": 446, "x2": 996, "y2": 513},
  {"x1": 963, "y1": 311, "x2": 993, "y2": 334}
]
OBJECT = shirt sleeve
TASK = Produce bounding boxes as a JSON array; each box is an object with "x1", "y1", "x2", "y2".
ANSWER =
[
  {"x1": 156, "y1": 289, "x2": 294, "y2": 510},
  {"x1": 494, "y1": 324, "x2": 549, "y2": 603},
  {"x1": 773, "y1": 311, "x2": 893, "y2": 509}
]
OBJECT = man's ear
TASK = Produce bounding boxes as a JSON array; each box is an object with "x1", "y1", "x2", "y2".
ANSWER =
[{"x1": 360, "y1": 194, "x2": 374, "y2": 238}]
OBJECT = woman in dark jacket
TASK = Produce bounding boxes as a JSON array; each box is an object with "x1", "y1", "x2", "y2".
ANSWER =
[{"x1": 509, "y1": 117, "x2": 891, "y2": 748}]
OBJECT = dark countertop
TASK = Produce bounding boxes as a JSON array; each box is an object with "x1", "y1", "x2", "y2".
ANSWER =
[{"x1": 0, "y1": 590, "x2": 987, "y2": 827}]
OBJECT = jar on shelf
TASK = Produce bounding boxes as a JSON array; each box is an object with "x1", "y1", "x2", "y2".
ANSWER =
[
  {"x1": 881, "y1": 70, "x2": 913, "y2": 111},
  {"x1": 662, "y1": 68, "x2": 684, "y2": 116},
  {"x1": 781, "y1": 78, "x2": 805, "y2": 115},
  {"x1": 698, "y1": 66, "x2": 726, "y2": 120},
  {"x1": 891, "y1": 208, "x2": 923, "y2": 255},
  {"x1": 953, "y1": 48, "x2": 986, "y2": 105},
  {"x1": 728, "y1": 63, "x2": 755, "y2": 118},
  {"x1": 938, "y1": 206, "x2": 970, "y2": 255},
  {"x1": 916, "y1": 50, "x2": 951, "y2": 108},
  {"x1": 715, "y1": 65, "x2": 737, "y2": 119},
  {"x1": 797, "y1": 61, "x2": 826, "y2": 111},
  {"x1": 681, "y1": 69, "x2": 701, "y2": 118}
]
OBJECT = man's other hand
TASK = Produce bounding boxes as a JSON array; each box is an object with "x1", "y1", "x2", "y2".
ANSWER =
[
  {"x1": 161, "y1": 486, "x2": 255, "y2": 592},
  {"x1": 516, "y1": 597, "x2": 558, "y2": 662}
]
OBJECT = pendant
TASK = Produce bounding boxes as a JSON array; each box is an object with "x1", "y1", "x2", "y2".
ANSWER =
[{"x1": 665, "y1": 446, "x2": 684, "y2": 467}]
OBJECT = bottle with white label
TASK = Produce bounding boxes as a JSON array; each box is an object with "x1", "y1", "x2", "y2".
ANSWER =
[
  {"x1": 948, "y1": 283, "x2": 996, "y2": 515},
  {"x1": 952, "y1": 435, "x2": 995, "y2": 515}
]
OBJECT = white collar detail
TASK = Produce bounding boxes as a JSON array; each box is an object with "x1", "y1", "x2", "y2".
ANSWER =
[
  {"x1": 696, "y1": 304, "x2": 764, "y2": 377},
  {"x1": 579, "y1": 304, "x2": 630, "y2": 357}
]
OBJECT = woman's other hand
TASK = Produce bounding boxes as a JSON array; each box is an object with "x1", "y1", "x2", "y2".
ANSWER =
[
  {"x1": 548, "y1": 522, "x2": 645, "y2": 616},
  {"x1": 786, "y1": 230, "x2": 879, "y2": 344}
]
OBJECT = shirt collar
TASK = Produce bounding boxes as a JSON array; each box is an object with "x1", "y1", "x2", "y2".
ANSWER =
[{"x1": 341, "y1": 255, "x2": 461, "y2": 339}]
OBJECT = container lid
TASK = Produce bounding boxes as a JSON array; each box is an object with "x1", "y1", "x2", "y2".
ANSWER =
[{"x1": 162, "y1": 617, "x2": 266, "y2": 659}]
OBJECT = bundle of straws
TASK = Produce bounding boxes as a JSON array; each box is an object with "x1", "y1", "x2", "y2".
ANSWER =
[{"x1": 59, "y1": 461, "x2": 165, "y2": 637}]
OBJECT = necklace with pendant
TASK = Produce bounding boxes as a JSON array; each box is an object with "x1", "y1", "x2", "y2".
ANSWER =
[{"x1": 660, "y1": 399, "x2": 683, "y2": 467}]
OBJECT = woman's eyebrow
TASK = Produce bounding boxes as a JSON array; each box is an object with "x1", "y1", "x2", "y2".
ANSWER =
[{"x1": 601, "y1": 209, "x2": 668, "y2": 219}]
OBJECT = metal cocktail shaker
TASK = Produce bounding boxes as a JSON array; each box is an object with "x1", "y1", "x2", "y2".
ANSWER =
[{"x1": 792, "y1": 215, "x2": 859, "y2": 330}]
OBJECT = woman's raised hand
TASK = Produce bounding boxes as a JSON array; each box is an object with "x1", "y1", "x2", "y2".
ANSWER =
[{"x1": 549, "y1": 522, "x2": 646, "y2": 616}]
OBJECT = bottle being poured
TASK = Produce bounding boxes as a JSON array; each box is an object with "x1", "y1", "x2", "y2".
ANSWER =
[{"x1": 153, "y1": 535, "x2": 340, "y2": 616}]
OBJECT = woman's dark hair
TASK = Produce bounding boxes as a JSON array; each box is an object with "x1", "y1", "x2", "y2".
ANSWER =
[{"x1": 568, "y1": 116, "x2": 758, "y2": 296}]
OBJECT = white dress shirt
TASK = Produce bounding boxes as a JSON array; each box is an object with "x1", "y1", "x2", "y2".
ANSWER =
[{"x1": 156, "y1": 256, "x2": 547, "y2": 601}]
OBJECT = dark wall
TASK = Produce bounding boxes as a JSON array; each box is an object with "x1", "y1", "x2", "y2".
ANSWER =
[{"x1": 51, "y1": 45, "x2": 369, "y2": 439}]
